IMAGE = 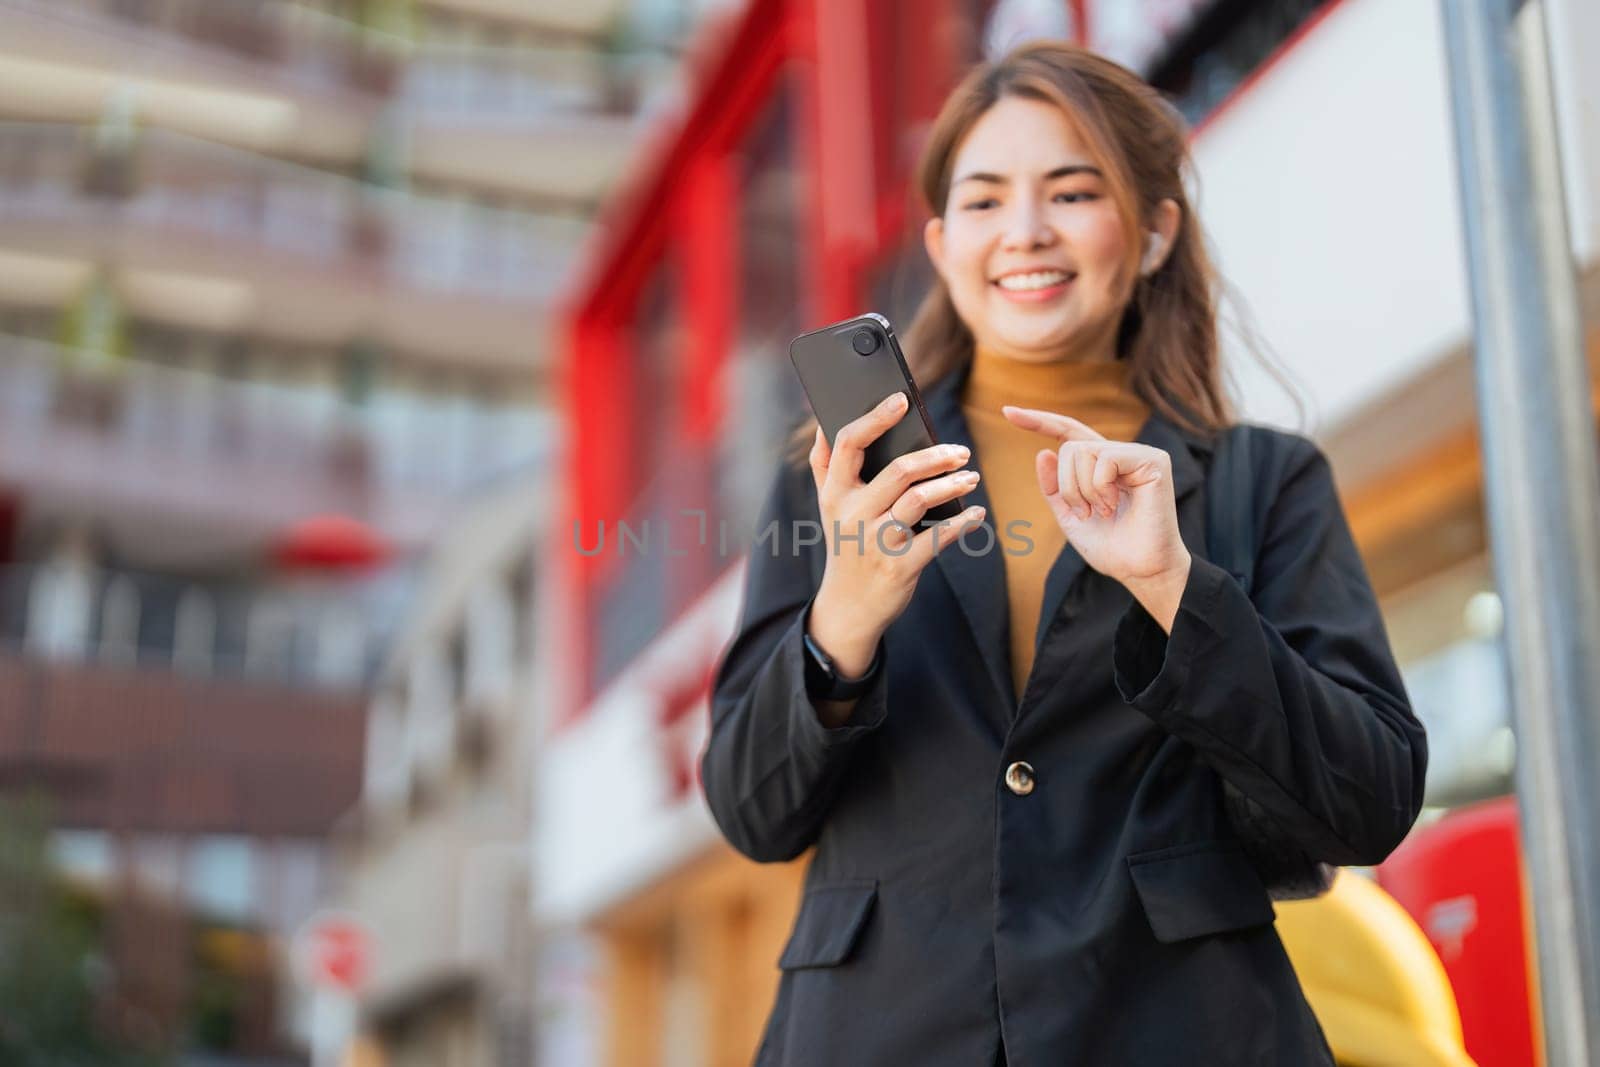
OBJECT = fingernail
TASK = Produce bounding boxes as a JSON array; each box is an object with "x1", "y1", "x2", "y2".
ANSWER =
[
  {"x1": 959, "y1": 470, "x2": 980, "y2": 483},
  {"x1": 884, "y1": 392, "x2": 906, "y2": 409},
  {"x1": 952, "y1": 444, "x2": 970, "y2": 459}
]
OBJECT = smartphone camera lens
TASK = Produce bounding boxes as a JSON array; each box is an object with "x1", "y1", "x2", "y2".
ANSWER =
[{"x1": 851, "y1": 328, "x2": 880, "y2": 356}]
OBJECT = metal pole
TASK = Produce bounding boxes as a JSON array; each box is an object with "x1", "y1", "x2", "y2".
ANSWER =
[{"x1": 1438, "y1": 1, "x2": 1600, "y2": 1062}]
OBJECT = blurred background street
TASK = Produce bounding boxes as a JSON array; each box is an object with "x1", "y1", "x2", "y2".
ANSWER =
[{"x1": 0, "y1": 0, "x2": 1597, "y2": 1064}]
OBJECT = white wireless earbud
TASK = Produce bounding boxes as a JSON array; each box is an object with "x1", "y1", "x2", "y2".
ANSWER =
[{"x1": 1140, "y1": 231, "x2": 1165, "y2": 276}]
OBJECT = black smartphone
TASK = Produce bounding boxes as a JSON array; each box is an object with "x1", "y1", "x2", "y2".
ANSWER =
[{"x1": 789, "y1": 312, "x2": 966, "y2": 523}]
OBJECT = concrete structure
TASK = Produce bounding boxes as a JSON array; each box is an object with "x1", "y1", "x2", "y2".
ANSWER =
[
  {"x1": 331, "y1": 476, "x2": 543, "y2": 1067},
  {"x1": 0, "y1": 0, "x2": 694, "y2": 1059}
]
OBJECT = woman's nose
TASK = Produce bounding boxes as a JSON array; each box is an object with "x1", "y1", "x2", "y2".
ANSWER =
[{"x1": 1000, "y1": 199, "x2": 1054, "y2": 251}]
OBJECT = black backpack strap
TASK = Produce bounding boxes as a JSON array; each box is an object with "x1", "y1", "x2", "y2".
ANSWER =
[
  {"x1": 1203, "y1": 422, "x2": 1338, "y2": 901},
  {"x1": 1204, "y1": 423, "x2": 1259, "y2": 595}
]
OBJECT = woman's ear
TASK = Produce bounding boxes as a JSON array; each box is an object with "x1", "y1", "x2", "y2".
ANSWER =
[
  {"x1": 923, "y1": 215, "x2": 948, "y2": 283},
  {"x1": 1146, "y1": 198, "x2": 1181, "y2": 273}
]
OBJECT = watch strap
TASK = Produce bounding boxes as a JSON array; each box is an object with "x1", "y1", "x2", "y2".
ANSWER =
[{"x1": 802, "y1": 629, "x2": 881, "y2": 702}]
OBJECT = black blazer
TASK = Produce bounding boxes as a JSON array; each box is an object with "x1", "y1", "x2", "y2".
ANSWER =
[{"x1": 702, "y1": 358, "x2": 1428, "y2": 1067}]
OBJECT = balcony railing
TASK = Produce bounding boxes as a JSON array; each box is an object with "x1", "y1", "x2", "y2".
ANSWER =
[
  {"x1": 0, "y1": 122, "x2": 587, "y2": 299},
  {"x1": 0, "y1": 559, "x2": 392, "y2": 689},
  {"x1": 21, "y1": 0, "x2": 684, "y2": 119},
  {"x1": 28, "y1": 0, "x2": 404, "y2": 96},
  {"x1": 0, "y1": 333, "x2": 552, "y2": 503},
  {"x1": 0, "y1": 649, "x2": 367, "y2": 836},
  {"x1": 400, "y1": 41, "x2": 682, "y2": 119}
]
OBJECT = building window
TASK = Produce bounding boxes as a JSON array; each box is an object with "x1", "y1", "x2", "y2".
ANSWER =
[
  {"x1": 50, "y1": 829, "x2": 113, "y2": 887},
  {"x1": 466, "y1": 580, "x2": 514, "y2": 708},
  {"x1": 186, "y1": 834, "x2": 258, "y2": 924}
]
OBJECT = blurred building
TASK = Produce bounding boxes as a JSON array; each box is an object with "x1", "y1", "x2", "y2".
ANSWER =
[
  {"x1": 0, "y1": 0, "x2": 700, "y2": 1060},
  {"x1": 332, "y1": 475, "x2": 541, "y2": 1067},
  {"x1": 536, "y1": 1, "x2": 1600, "y2": 1066}
]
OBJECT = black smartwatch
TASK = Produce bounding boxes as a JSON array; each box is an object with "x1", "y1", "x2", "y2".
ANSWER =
[{"x1": 802, "y1": 629, "x2": 881, "y2": 702}]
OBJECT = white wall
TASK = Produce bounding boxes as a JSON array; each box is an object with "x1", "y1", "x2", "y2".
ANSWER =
[
  {"x1": 1543, "y1": 0, "x2": 1600, "y2": 268},
  {"x1": 1192, "y1": 0, "x2": 1599, "y2": 441}
]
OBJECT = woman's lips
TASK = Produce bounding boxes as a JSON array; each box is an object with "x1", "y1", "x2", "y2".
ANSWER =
[{"x1": 992, "y1": 275, "x2": 1074, "y2": 303}]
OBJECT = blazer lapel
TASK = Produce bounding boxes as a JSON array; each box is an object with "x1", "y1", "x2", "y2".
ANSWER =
[
  {"x1": 921, "y1": 361, "x2": 1018, "y2": 713},
  {"x1": 919, "y1": 357, "x2": 1217, "y2": 717}
]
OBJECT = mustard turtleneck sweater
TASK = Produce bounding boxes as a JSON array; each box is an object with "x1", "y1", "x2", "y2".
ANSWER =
[{"x1": 960, "y1": 346, "x2": 1151, "y2": 700}]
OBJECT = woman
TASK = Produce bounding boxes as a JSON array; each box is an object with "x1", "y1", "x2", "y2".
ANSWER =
[{"x1": 701, "y1": 40, "x2": 1426, "y2": 1067}]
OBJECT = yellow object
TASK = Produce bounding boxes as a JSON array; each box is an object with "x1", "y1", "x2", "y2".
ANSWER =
[
  {"x1": 1276, "y1": 869, "x2": 1476, "y2": 1067},
  {"x1": 342, "y1": 1034, "x2": 386, "y2": 1067}
]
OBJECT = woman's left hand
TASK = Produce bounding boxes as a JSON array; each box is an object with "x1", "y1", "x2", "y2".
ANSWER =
[{"x1": 1002, "y1": 404, "x2": 1192, "y2": 629}]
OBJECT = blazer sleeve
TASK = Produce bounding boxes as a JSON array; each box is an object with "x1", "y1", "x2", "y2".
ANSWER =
[
  {"x1": 699, "y1": 455, "x2": 890, "y2": 863},
  {"x1": 1111, "y1": 432, "x2": 1428, "y2": 867}
]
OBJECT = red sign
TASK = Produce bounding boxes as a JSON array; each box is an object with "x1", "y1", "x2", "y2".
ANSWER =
[
  {"x1": 296, "y1": 913, "x2": 371, "y2": 994},
  {"x1": 1377, "y1": 796, "x2": 1539, "y2": 1067}
]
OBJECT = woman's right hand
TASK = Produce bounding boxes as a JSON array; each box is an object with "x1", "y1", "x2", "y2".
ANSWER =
[{"x1": 805, "y1": 391, "x2": 987, "y2": 679}]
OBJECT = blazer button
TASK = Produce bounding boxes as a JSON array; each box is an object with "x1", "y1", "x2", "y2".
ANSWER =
[{"x1": 1004, "y1": 761, "x2": 1035, "y2": 796}]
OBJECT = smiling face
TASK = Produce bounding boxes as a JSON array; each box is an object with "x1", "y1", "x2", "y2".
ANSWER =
[{"x1": 924, "y1": 95, "x2": 1155, "y2": 364}]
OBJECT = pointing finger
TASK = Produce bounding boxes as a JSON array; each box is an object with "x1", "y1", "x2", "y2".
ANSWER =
[{"x1": 1001, "y1": 405, "x2": 1106, "y2": 444}]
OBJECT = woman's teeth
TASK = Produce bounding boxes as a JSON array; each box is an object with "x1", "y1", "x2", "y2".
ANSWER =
[{"x1": 996, "y1": 271, "x2": 1070, "y2": 292}]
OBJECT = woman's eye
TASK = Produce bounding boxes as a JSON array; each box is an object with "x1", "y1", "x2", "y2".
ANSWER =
[
  {"x1": 1054, "y1": 191, "x2": 1098, "y2": 203},
  {"x1": 963, "y1": 199, "x2": 998, "y2": 211}
]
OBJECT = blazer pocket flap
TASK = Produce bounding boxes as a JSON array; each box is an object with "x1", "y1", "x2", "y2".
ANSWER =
[
  {"x1": 778, "y1": 879, "x2": 878, "y2": 970},
  {"x1": 1127, "y1": 841, "x2": 1275, "y2": 943}
]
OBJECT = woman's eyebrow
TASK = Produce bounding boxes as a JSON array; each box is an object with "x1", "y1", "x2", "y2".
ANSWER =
[{"x1": 952, "y1": 164, "x2": 1103, "y2": 186}]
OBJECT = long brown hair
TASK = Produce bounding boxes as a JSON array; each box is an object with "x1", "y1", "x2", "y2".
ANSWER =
[{"x1": 787, "y1": 39, "x2": 1234, "y2": 466}]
